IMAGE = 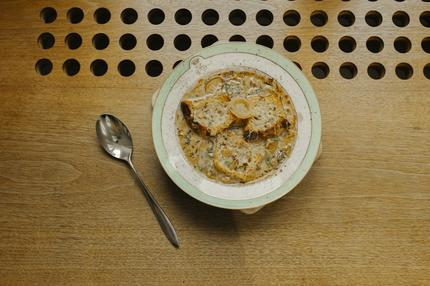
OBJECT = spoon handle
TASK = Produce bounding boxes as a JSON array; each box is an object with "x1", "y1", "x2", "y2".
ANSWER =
[{"x1": 127, "y1": 160, "x2": 180, "y2": 248}]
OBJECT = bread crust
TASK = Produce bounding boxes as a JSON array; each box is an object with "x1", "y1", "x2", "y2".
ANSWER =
[{"x1": 181, "y1": 94, "x2": 234, "y2": 136}]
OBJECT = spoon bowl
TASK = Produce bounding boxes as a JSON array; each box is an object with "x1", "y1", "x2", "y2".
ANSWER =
[{"x1": 96, "y1": 114, "x2": 133, "y2": 161}]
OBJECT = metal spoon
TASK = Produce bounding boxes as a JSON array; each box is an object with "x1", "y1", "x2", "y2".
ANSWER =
[{"x1": 96, "y1": 114, "x2": 179, "y2": 248}]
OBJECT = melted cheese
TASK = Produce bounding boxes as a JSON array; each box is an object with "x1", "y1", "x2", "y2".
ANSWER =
[{"x1": 176, "y1": 69, "x2": 297, "y2": 184}]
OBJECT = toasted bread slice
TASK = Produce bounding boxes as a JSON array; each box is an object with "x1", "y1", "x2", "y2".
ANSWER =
[
  {"x1": 244, "y1": 92, "x2": 287, "y2": 140},
  {"x1": 213, "y1": 129, "x2": 265, "y2": 182},
  {"x1": 181, "y1": 94, "x2": 234, "y2": 136}
]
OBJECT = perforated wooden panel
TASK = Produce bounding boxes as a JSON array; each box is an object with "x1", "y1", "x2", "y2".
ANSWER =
[{"x1": 33, "y1": 1, "x2": 430, "y2": 82}]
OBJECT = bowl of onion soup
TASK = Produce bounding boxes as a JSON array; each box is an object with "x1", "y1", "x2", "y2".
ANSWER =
[{"x1": 152, "y1": 43, "x2": 321, "y2": 213}]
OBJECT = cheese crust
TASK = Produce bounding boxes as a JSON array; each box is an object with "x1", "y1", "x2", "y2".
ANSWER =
[{"x1": 176, "y1": 69, "x2": 297, "y2": 184}]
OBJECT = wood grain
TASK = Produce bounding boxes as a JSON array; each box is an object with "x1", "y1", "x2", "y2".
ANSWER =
[{"x1": 0, "y1": 0, "x2": 429, "y2": 285}]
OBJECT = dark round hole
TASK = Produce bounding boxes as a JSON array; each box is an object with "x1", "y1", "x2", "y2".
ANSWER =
[
  {"x1": 339, "y1": 36, "x2": 356, "y2": 53},
  {"x1": 92, "y1": 33, "x2": 109, "y2": 50},
  {"x1": 40, "y1": 7, "x2": 57, "y2": 23},
  {"x1": 420, "y1": 11, "x2": 430, "y2": 27},
  {"x1": 229, "y1": 9, "x2": 246, "y2": 26},
  {"x1": 366, "y1": 36, "x2": 384, "y2": 53},
  {"x1": 90, "y1": 59, "x2": 108, "y2": 76},
  {"x1": 310, "y1": 10, "x2": 328, "y2": 27},
  {"x1": 339, "y1": 62, "x2": 357, "y2": 79},
  {"x1": 35, "y1": 59, "x2": 53, "y2": 75},
  {"x1": 422, "y1": 37, "x2": 430, "y2": 53},
  {"x1": 392, "y1": 11, "x2": 409, "y2": 27},
  {"x1": 424, "y1": 63, "x2": 430, "y2": 79},
  {"x1": 395, "y1": 63, "x2": 413, "y2": 79},
  {"x1": 256, "y1": 35, "x2": 274, "y2": 48},
  {"x1": 148, "y1": 8, "x2": 165, "y2": 25},
  {"x1": 338, "y1": 10, "x2": 355, "y2": 27},
  {"x1": 311, "y1": 36, "x2": 329, "y2": 52},
  {"x1": 147, "y1": 34, "x2": 164, "y2": 50},
  {"x1": 63, "y1": 59, "x2": 80, "y2": 76},
  {"x1": 256, "y1": 9, "x2": 273, "y2": 26},
  {"x1": 293, "y1": 61, "x2": 302, "y2": 70},
  {"x1": 67, "y1": 7, "x2": 84, "y2": 24},
  {"x1": 174, "y1": 34, "x2": 192, "y2": 51},
  {"x1": 283, "y1": 10, "x2": 300, "y2": 26},
  {"x1": 38, "y1": 32, "x2": 55, "y2": 49},
  {"x1": 145, "y1": 60, "x2": 163, "y2": 77},
  {"x1": 202, "y1": 9, "x2": 219, "y2": 25},
  {"x1": 367, "y1": 63, "x2": 385, "y2": 79},
  {"x1": 118, "y1": 60, "x2": 136, "y2": 77},
  {"x1": 365, "y1": 11, "x2": 383, "y2": 27},
  {"x1": 394, "y1": 37, "x2": 411, "y2": 53},
  {"x1": 175, "y1": 8, "x2": 192, "y2": 25},
  {"x1": 312, "y1": 62, "x2": 329, "y2": 79},
  {"x1": 121, "y1": 8, "x2": 138, "y2": 24},
  {"x1": 65, "y1": 33, "x2": 82, "y2": 50},
  {"x1": 201, "y1": 34, "x2": 218, "y2": 48},
  {"x1": 283, "y1": 36, "x2": 301, "y2": 52},
  {"x1": 119, "y1": 33, "x2": 137, "y2": 50},
  {"x1": 229, "y1": 35, "x2": 246, "y2": 42},
  {"x1": 173, "y1": 60, "x2": 183, "y2": 69},
  {"x1": 94, "y1": 8, "x2": 111, "y2": 24}
]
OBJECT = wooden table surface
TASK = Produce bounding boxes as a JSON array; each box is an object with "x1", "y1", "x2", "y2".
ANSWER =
[{"x1": 0, "y1": 0, "x2": 429, "y2": 285}]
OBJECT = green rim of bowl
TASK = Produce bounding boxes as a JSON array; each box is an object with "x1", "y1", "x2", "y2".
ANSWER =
[{"x1": 152, "y1": 42, "x2": 321, "y2": 210}]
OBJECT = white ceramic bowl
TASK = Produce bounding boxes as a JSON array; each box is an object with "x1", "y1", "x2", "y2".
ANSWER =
[{"x1": 152, "y1": 43, "x2": 321, "y2": 213}]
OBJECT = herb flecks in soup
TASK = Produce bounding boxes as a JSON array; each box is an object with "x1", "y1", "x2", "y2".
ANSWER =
[{"x1": 176, "y1": 69, "x2": 297, "y2": 184}]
